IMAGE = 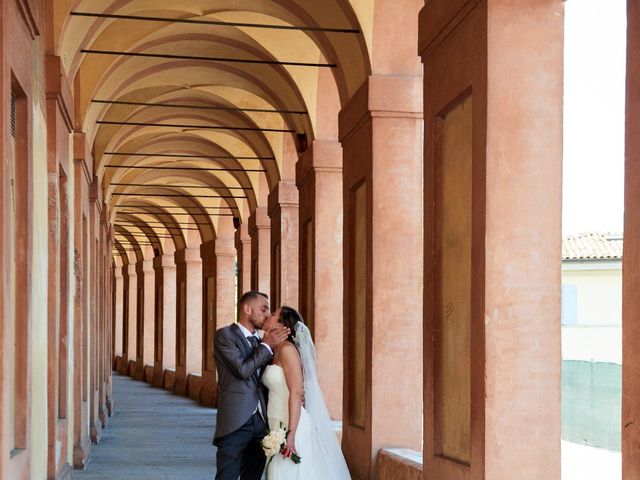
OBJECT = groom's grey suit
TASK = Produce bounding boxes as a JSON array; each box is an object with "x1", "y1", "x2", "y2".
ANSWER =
[{"x1": 213, "y1": 323, "x2": 273, "y2": 480}]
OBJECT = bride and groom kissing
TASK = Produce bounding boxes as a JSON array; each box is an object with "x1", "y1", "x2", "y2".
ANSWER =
[{"x1": 213, "y1": 291, "x2": 351, "y2": 480}]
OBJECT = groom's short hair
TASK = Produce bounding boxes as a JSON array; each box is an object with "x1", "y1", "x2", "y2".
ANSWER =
[{"x1": 238, "y1": 291, "x2": 268, "y2": 312}]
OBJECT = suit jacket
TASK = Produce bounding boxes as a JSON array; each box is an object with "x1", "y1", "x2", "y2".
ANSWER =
[{"x1": 213, "y1": 323, "x2": 273, "y2": 441}]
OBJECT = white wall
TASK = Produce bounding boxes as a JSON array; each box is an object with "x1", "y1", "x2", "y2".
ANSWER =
[
  {"x1": 562, "y1": 262, "x2": 621, "y2": 326},
  {"x1": 561, "y1": 326, "x2": 621, "y2": 364},
  {"x1": 561, "y1": 261, "x2": 621, "y2": 364}
]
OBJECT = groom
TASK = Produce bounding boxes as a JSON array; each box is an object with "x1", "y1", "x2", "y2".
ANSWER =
[{"x1": 213, "y1": 291, "x2": 290, "y2": 480}]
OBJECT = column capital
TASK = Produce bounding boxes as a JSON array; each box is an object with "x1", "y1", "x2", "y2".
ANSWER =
[
  {"x1": 161, "y1": 254, "x2": 176, "y2": 269},
  {"x1": 141, "y1": 259, "x2": 154, "y2": 274},
  {"x1": 297, "y1": 140, "x2": 343, "y2": 188},
  {"x1": 176, "y1": 247, "x2": 202, "y2": 265},
  {"x1": 268, "y1": 180, "x2": 299, "y2": 217},
  {"x1": 200, "y1": 239, "x2": 216, "y2": 260},
  {"x1": 235, "y1": 222, "x2": 250, "y2": 248},
  {"x1": 127, "y1": 263, "x2": 136, "y2": 276},
  {"x1": 73, "y1": 132, "x2": 93, "y2": 185},
  {"x1": 215, "y1": 237, "x2": 236, "y2": 256},
  {"x1": 338, "y1": 74, "x2": 423, "y2": 144},
  {"x1": 45, "y1": 55, "x2": 74, "y2": 133},
  {"x1": 249, "y1": 207, "x2": 270, "y2": 234}
]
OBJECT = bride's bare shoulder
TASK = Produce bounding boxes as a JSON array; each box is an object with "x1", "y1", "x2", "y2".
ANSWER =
[{"x1": 278, "y1": 341, "x2": 301, "y2": 363}]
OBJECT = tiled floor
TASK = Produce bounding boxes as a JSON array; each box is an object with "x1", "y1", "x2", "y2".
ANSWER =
[{"x1": 74, "y1": 373, "x2": 217, "y2": 480}]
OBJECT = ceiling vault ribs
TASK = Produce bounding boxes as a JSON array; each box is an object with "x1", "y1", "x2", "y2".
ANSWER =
[
  {"x1": 92, "y1": 99, "x2": 308, "y2": 116},
  {"x1": 116, "y1": 221, "x2": 223, "y2": 227},
  {"x1": 80, "y1": 49, "x2": 337, "y2": 68},
  {"x1": 110, "y1": 183, "x2": 248, "y2": 190},
  {"x1": 104, "y1": 152, "x2": 274, "y2": 160},
  {"x1": 116, "y1": 204, "x2": 231, "y2": 210},
  {"x1": 69, "y1": 11, "x2": 361, "y2": 34},
  {"x1": 96, "y1": 120, "x2": 294, "y2": 133},
  {"x1": 104, "y1": 166, "x2": 266, "y2": 172},
  {"x1": 118, "y1": 211, "x2": 234, "y2": 217},
  {"x1": 111, "y1": 193, "x2": 247, "y2": 199},
  {"x1": 115, "y1": 224, "x2": 202, "y2": 232}
]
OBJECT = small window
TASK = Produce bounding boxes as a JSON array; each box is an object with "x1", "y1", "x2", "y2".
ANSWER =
[{"x1": 562, "y1": 285, "x2": 578, "y2": 326}]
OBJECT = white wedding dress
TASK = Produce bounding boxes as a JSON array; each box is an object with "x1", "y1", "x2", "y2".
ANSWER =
[
  {"x1": 262, "y1": 364, "x2": 329, "y2": 479},
  {"x1": 262, "y1": 355, "x2": 350, "y2": 479}
]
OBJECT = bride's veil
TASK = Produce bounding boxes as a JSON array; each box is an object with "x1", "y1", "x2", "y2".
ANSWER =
[{"x1": 293, "y1": 321, "x2": 351, "y2": 479}]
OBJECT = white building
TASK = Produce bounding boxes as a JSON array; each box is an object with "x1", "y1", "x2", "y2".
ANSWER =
[{"x1": 561, "y1": 232, "x2": 622, "y2": 364}]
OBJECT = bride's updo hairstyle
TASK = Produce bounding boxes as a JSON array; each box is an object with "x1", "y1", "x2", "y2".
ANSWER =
[{"x1": 279, "y1": 306, "x2": 303, "y2": 344}]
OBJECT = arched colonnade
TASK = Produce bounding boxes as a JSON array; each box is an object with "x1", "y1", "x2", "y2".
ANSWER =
[{"x1": 7, "y1": 1, "x2": 640, "y2": 480}]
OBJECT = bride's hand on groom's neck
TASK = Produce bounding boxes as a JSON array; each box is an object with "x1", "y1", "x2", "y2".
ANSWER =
[{"x1": 263, "y1": 325, "x2": 290, "y2": 350}]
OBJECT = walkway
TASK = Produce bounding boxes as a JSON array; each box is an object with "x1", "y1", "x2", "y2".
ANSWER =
[{"x1": 75, "y1": 373, "x2": 216, "y2": 480}]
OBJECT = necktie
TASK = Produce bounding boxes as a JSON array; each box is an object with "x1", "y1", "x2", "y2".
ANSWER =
[
  {"x1": 247, "y1": 335, "x2": 260, "y2": 350},
  {"x1": 246, "y1": 335, "x2": 264, "y2": 418}
]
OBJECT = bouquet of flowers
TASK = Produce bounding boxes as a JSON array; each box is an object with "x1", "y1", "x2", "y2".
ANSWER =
[{"x1": 261, "y1": 423, "x2": 302, "y2": 465}]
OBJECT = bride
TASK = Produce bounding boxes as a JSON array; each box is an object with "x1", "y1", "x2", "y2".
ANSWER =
[{"x1": 261, "y1": 306, "x2": 351, "y2": 479}]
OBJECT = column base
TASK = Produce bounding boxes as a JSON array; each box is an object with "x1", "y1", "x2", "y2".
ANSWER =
[
  {"x1": 132, "y1": 359, "x2": 145, "y2": 380},
  {"x1": 173, "y1": 368, "x2": 187, "y2": 395},
  {"x1": 73, "y1": 437, "x2": 91, "y2": 469},
  {"x1": 56, "y1": 462, "x2": 73, "y2": 480},
  {"x1": 114, "y1": 356, "x2": 127, "y2": 374},
  {"x1": 106, "y1": 394, "x2": 115, "y2": 417},
  {"x1": 126, "y1": 359, "x2": 136, "y2": 377},
  {"x1": 90, "y1": 418, "x2": 102, "y2": 444},
  {"x1": 144, "y1": 365, "x2": 155, "y2": 384},
  {"x1": 198, "y1": 371, "x2": 217, "y2": 407},
  {"x1": 152, "y1": 364, "x2": 164, "y2": 388},
  {"x1": 186, "y1": 373, "x2": 202, "y2": 401},
  {"x1": 163, "y1": 369, "x2": 176, "y2": 391},
  {"x1": 98, "y1": 405, "x2": 108, "y2": 428}
]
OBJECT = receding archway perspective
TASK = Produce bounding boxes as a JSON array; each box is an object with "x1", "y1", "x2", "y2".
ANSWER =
[{"x1": 3, "y1": 1, "x2": 639, "y2": 479}]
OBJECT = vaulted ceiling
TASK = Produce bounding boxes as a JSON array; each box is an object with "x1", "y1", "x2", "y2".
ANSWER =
[{"x1": 53, "y1": 1, "x2": 372, "y2": 263}]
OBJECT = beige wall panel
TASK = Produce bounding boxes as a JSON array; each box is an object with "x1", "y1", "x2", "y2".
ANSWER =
[
  {"x1": 349, "y1": 182, "x2": 367, "y2": 428},
  {"x1": 436, "y1": 95, "x2": 472, "y2": 464},
  {"x1": 304, "y1": 220, "x2": 314, "y2": 334}
]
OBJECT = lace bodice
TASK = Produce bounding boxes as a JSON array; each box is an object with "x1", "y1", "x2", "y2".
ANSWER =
[{"x1": 262, "y1": 364, "x2": 290, "y2": 430}]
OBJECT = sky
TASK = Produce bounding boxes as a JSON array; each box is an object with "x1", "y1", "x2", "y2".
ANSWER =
[{"x1": 562, "y1": 0, "x2": 627, "y2": 236}]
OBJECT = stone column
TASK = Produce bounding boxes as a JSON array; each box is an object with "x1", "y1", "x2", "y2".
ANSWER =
[
  {"x1": 296, "y1": 140, "x2": 344, "y2": 419},
  {"x1": 45, "y1": 53, "x2": 74, "y2": 479},
  {"x1": 161, "y1": 254, "x2": 177, "y2": 380},
  {"x1": 235, "y1": 223, "x2": 251, "y2": 298},
  {"x1": 73, "y1": 134, "x2": 92, "y2": 468},
  {"x1": 141, "y1": 259, "x2": 155, "y2": 383},
  {"x1": 152, "y1": 255, "x2": 164, "y2": 387},
  {"x1": 200, "y1": 240, "x2": 217, "y2": 406},
  {"x1": 185, "y1": 250, "x2": 203, "y2": 377},
  {"x1": 113, "y1": 266, "x2": 123, "y2": 363},
  {"x1": 101, "y1": 224, "x2": 112, "y2": 424},
  {"x1": 116, "y1": 264, "x2": 129, "y2": 374},
  {"x1": 249, "y1": 207, "x2": 271, "y2": 294},
  {"x1": 419, "y1": 2, "x2": 563, "y2": 479},
  {"x1": 624, "y1": 1, "x2": 640, "y2": 478},
  {"x1": 268, "y1": 181, "x2": 299, "y2": 308},
  {"x1": 126, "y1": 263, "x2": 137, "y2": 376},
  {"x1": 216, "y1": 238, "x2": 237, "y2": 329},
  {"x1": 89, "y1": 195, "x2": 101, "y2": 444},
  {"x1": 174, "y1": 248, "x2": 202, "y2": 395},
  {"x1": 339, "y1": 74, "x2": 424, "y2": 478}
]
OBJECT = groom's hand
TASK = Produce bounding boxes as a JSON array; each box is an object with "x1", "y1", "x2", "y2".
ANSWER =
[{"x1": 263, "y1": 325, "x2": 290, "y2": 350}]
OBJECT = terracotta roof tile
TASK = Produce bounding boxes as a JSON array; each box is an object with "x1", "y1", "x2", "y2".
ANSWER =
[{"x1": 562, "y1": 232, "x2": 623, "y2": 261}]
